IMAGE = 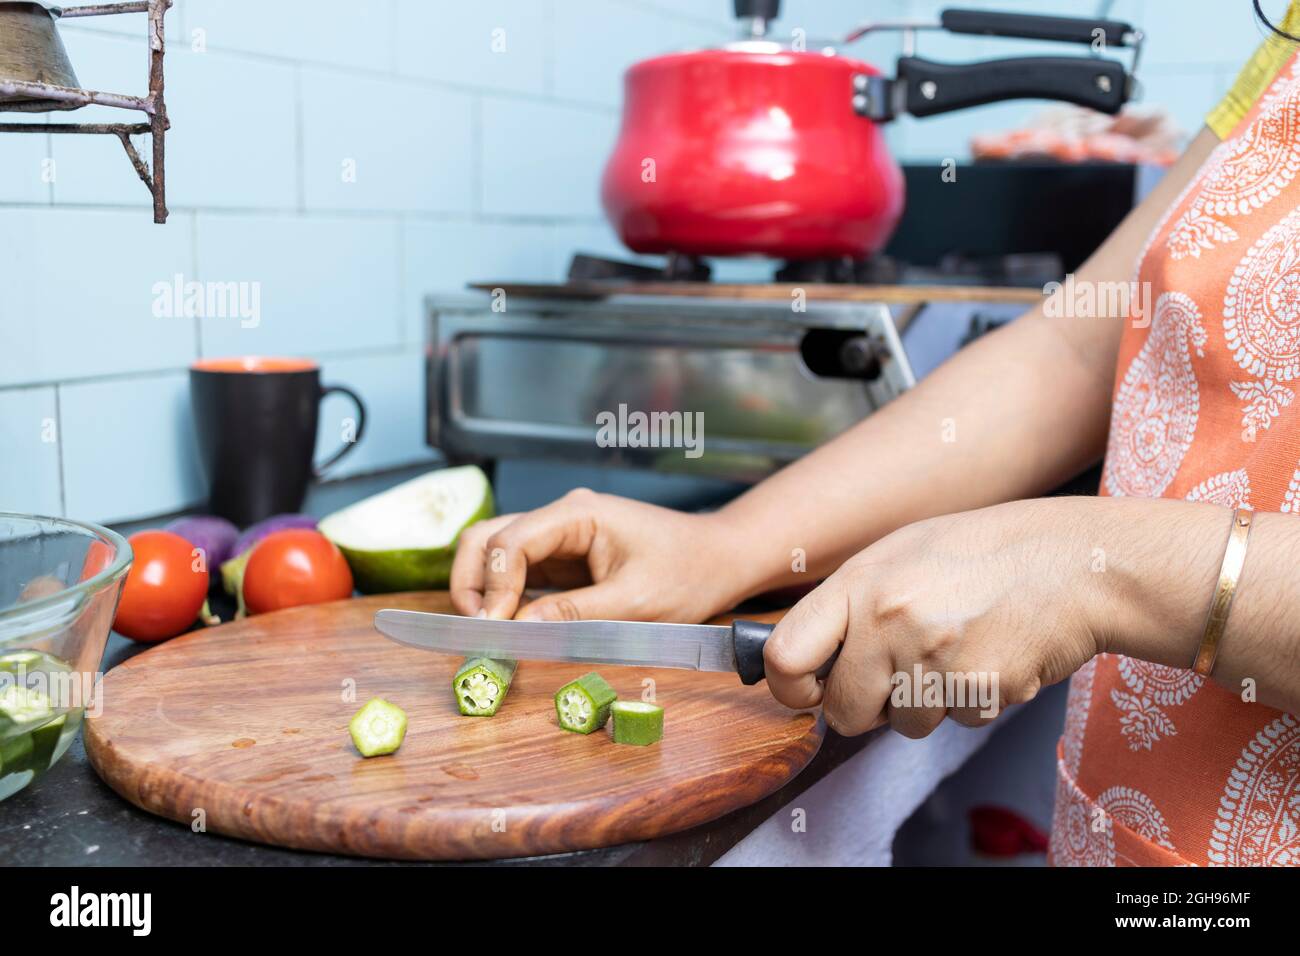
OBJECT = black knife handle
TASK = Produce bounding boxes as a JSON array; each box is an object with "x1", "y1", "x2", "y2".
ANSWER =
[{"x1": 732, "y1": 619, "x2": 839, "y2": 686}]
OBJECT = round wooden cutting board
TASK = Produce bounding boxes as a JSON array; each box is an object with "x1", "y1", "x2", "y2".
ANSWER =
[{"x1": 84, "y1": 592, "x2": 821, "y2": 861}]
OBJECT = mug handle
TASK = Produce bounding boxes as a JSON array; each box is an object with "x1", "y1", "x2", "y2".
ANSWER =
[{"x1": 315, "y1": 383, "x2": 368, "y2": 478}]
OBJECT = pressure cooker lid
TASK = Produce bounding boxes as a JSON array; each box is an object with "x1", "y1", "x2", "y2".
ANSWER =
[{"x1": 718, "y1": 39, "x2": 852, "y2": 59}]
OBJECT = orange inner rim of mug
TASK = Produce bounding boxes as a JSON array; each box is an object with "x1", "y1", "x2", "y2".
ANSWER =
[{"x1": 192, "y1": 357, "x2": 317, "y2": 373}]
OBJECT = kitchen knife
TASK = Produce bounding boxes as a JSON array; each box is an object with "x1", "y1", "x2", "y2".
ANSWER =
[{"x1": 373, "y1": 609, "x2": 838, "y2": 686}]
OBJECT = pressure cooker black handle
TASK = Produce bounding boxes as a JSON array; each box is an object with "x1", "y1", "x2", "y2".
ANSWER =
[
  {"x1": 940, "y1": 9, "x2": 1136, "y2": 48},
  {"x1": 897, "y1": 55, "x2": 1128, "y2": 117},
  {"x1": 734, "y1": 0, "x2": 780, "y2": 21}
]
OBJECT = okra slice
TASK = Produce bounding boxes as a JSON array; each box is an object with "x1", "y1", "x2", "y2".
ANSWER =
[
  {"x1": 0, "y1": 651, "x2": 44, "y2": 675},
  {"x1": 0, "y1": 732, "x2": 34, "y2": 776},
  {"x1": 0, "y1": 685, "x2": 54, "y2": 726},
  {"x1": 453, "y1": 657, "x2": 517, "y2": 717},
  {"x1": 555, "y1": 672, "x2": 617, "y2": 734},
  {"x1": 27, "y1": 714, "x2": 67, "y2": 772},
  {"x1": 610, "y1": 701, "x2": 664, "y2": 746},
  {"x1": 348, "y1": 697, "x2": 408, "y2": 757}
]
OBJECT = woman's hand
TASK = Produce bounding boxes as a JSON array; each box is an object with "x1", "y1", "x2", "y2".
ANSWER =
[
  {"x1": 763, "y1": 497, "x2": 1233, "y2": 738},
  {"x1": 449, "y1": 489, "x2": 751, "y2": 624}
]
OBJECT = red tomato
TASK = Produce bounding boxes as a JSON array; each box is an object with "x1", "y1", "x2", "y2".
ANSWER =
[
  {"x1": 242, "y1": 529, "x2": 353, "y2": 615},
  {"x1": 79, "y1": 539, "x2": 114, "y2": 581},
  {"x1": 114, "y1": 530, "x2": 209, "y2": 642}
]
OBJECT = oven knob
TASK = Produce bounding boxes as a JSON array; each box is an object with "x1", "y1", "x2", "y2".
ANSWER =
[{"x1": 838, "y1": 336, "x2": 884, "y2": 379}]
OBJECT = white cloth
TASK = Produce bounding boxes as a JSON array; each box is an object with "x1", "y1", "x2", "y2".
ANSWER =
[{"x1": 714, "y1": 717, "x2": 1007, "y2": 866}]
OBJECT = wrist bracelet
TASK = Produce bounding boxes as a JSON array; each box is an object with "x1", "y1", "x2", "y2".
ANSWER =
[{"x1": 1192, "y1": 508, "x2": 1253, "y2": 678}]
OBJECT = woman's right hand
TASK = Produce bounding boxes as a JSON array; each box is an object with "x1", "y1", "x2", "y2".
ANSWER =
[{"x1": 449, "y1": 488, "x2": 748, "y2": 624}]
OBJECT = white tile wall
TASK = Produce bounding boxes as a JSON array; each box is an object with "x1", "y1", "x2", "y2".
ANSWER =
[
  {"x1": 314, "y1": 349, "x2": 439, "y2": 480},
  {"x1": 300, "y1": 69, "x2": 475, "y2": 214},
  {"x1": 479, "y1": 95, "x2": 617, "y2": 219},
  {"x1": 180, "y1": 0, "x2": 396, "y2": 71},
  {"x1": 0, "y1": 124, "x2": 51, "y2": 205},
  {"x1": 394, "y1": 0, "x2": 550, "y2": 95},
  {"x1": 0, "y1": 208, "x2": 197, "y2": 386},
  {"x1": 194, "y1": 213, "x2": 402, "y2": 357},
  {"x1": 0, "y1": 0, "x2": 1277, "y2": 523},
  {"x1": 551, "y1": 0, "x2": 724, "y2": 108},
  {"x1": 0, "y1": 387, "x2": 63, "y2": 517},
  {"x1": 58, "y1": 373, "x2": 203, "y2": 523},
  {"x1": 402, "y1": 220, "x2": 554, "y2": 338},
  {"x1": 162, "y1": 49, "x2": 301, "y2": 210}
]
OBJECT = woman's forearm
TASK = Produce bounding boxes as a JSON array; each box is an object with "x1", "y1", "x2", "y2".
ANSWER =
[
  {"x1": 713, "y1": 311, "x2": 1115, "y2": 592},
  {"x1": 711, "y1": 128, "x2": 1222, "y2": 601},
  {"x1": 1094, "y1": 498, "x2": 1300, "y2": 715}
]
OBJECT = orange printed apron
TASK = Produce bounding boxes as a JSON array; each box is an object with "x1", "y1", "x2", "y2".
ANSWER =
[{"x1": 1049, "y1": 52, "x2": 1300, "y2": 867}]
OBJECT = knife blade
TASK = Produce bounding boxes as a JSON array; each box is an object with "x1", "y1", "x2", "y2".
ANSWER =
[{"x1": 372, "y1": 609, "x2": 818, "y2": 685}]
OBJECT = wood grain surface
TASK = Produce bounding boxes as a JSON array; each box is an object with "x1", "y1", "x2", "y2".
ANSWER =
[{"x1": 84, "y1": 593, "x2": 820, "y2": 861}]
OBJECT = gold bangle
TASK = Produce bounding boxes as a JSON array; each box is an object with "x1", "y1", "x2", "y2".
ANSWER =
[{"x1": 1192, "y1": 508, "x2": 1253, "y2": 677}]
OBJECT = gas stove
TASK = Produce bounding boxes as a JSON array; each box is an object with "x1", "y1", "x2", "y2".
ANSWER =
[
  {"x1": 566, "y1": 251, "x2": 1063, "y2": 289},
  {"x1": 424, "y1": 271, "x2": 1041, "y2": 485},
  {"x1": 424, "y1": 159, "x2": 1140, "y2": 486}
]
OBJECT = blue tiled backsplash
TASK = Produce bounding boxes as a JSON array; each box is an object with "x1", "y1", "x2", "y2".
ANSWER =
[{"x1": 0, "y1": 0, "x2": 1277, "y2": 522}]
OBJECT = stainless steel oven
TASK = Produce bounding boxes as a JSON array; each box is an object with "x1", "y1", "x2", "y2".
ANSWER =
[{"x1": 426, "y1": 293, "x2": 915, "y2": 484}]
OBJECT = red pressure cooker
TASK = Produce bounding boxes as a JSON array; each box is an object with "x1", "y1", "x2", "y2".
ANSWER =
[{"x1": 601, "y1": 2, "x2": 1143, "y2": 263}]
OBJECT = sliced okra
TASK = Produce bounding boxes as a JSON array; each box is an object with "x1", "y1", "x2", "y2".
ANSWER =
[
  {"x1": 0, "y1": 685, "x2": 54, "y2": 726},
  {"x1": 27, "y1": 714, "x2": 67, "y2": 772},
  {"x1": 349, "y1": 697, "x2": 408, "y2": 757},
  {"x1": 0, "y1": 651, "x2": 44, "y2": 675},
  {"x1": 454, "y1": 657, "x2": 517, "y2": 717},
  {"x1": 0, "y1": 732, "x2": 34, "y2": 776},
  {"x1": 610, "y1": 701, "x2": 664, "y2": 746},
  {"x1": 555, "y1": 672, "x2": 617, "y2": 735}
]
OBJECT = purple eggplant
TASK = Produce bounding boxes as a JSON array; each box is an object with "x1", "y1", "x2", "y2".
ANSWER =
[
  {"x1": 165, "y1": 515, "x2": 239, "y2": 570},
  {"x1": 218, "y1": 513, "x2": 318, "y2": 611},
  {"x1": 231, "y1": 513, "x2": 318, "y2": 558}
]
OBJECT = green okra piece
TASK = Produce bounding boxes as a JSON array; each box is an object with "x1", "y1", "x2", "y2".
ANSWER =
[
  {"x1": 349, "y1": 697, "x2": 408, "y2": 757},
  {"x1": 555, "y1": 672, "x2": 617, "y2": 734},
  {"x1": 0, "y1": 685, "x2": 54, "y2": 726},
  {"x1": 453, "y1": 657, "x2": 517, "y2": 717},
  {"x1": 27, "y1": 714, "x2": 67, "y2": 773},
  {"x1": 610, "y1": 700, "x2": 664, "y2": 746},
  {"x1": 0, "y1": 651, "x2": 45, "y2": 675},
  {"x1": 0, "y1": 732, "x2": 34, "y2": 777}
]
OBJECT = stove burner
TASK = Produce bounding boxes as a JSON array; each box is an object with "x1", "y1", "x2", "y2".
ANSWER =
[
  {"x1": 564, "y1": 250, "x2": 1063, "y2": 288},
  {"x1": 567, "y1": 252, "x2": 897, "y2": 284},
  {"x1": 774, "y1": 256, "x2": 900, "y2": 284},
  {"x1": 568, "y1": 252, "x2": 710, "y2": 283}
]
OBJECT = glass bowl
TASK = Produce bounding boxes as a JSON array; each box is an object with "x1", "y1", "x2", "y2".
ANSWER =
[{"x1": 0, "y1": 514, "x2": 131, "y2": 801}]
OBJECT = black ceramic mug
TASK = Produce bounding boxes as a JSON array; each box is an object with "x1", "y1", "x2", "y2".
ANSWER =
[{"x1": 190, "y1": 357, "x2": 367, "y2": 527}]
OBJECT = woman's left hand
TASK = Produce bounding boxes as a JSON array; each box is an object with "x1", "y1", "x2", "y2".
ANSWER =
[{"x1": 762, "y1": 497, "x2": 1137, "y2": 738}]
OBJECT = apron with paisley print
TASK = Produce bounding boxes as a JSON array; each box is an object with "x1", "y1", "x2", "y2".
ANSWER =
[{"x1": 1049, "y1": 52, "x2": 1300, "y2": 867}]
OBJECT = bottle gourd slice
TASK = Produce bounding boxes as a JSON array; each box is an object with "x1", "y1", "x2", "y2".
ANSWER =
[
  {"x1": 349, "y1": 697, "x2": 408, "y2": 757},
  {"x1": 555, "y1": 672, "x2": 617, "y2": 734},
  {"x1": 610, "y1": 700, "x2": 664, "y2": 746},
  {"x1": 453, "y1": 657, "x2": 517, "y2": 716}
]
